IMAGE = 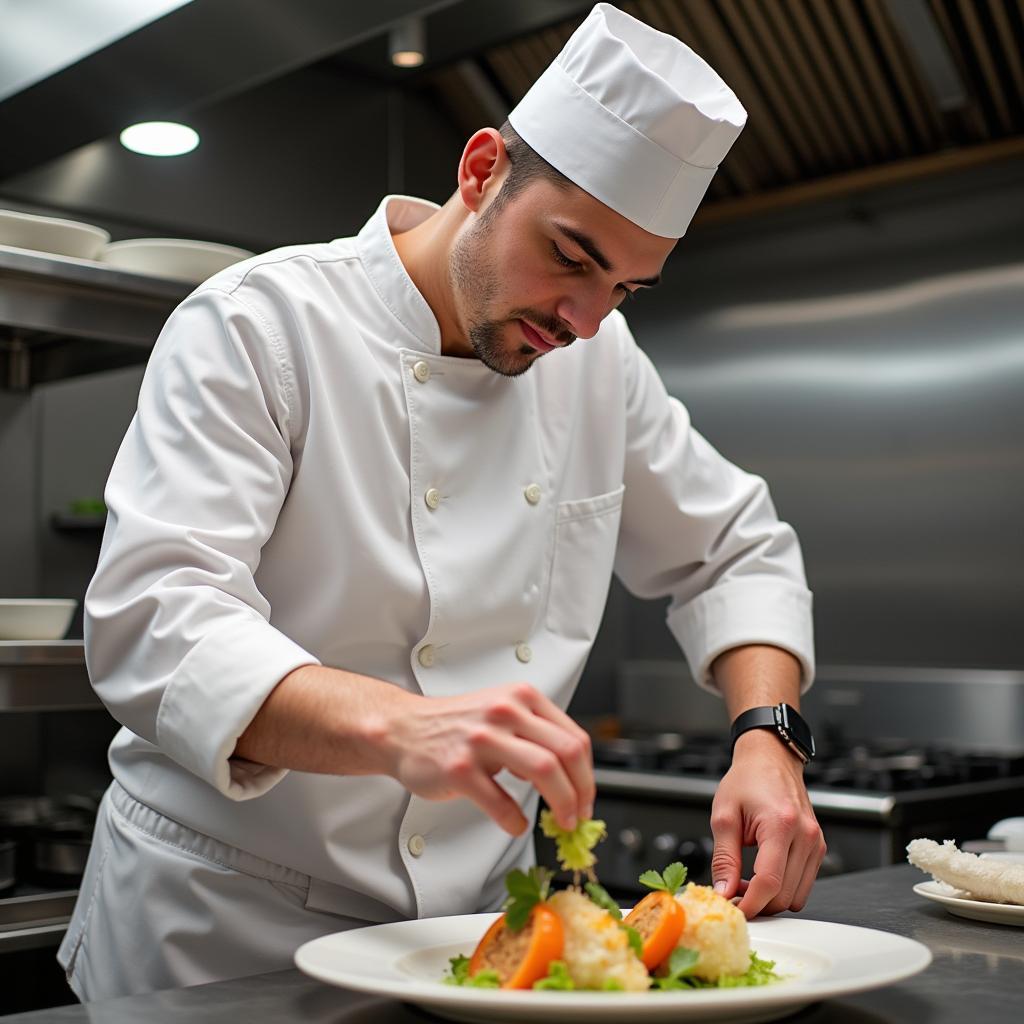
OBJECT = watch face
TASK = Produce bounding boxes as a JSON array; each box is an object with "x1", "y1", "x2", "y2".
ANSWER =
[{"x1": 776, "y1": 703, "x2": 816, "y2": 760}]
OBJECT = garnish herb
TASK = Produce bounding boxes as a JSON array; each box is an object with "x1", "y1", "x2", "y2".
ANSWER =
[
  {"x1": 583, "y1": 881, "x2": 622, "y2": 920},
  {"x1": 445, "y1": 955, "x2": 501, "y2": 988},
  {"x1": 621, "y1": 924, "x2": 643, "y2": 959},
  {"x1": 502, "y1": 866, "x2": 553, "y2": 931},
  {"x1": 653, "y1": 951, "x2": 782, "y2": 990},
  {"x1": 539, "y1": 810, "x2": 607, "y2": 875},
  {"x1": 532, "y1": 960, "x2": 575, "y2": 990},
  {"x1": 650, "y1": 946, "x2": 700, "y2": 989},
  {"x1": 638, "y1": 861, "x2": 687, "y2": 896}
]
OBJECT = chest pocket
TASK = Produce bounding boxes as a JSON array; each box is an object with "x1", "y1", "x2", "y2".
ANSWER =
[{"x1": 545, "y1": 485, "x2": 625, "y2": 642}]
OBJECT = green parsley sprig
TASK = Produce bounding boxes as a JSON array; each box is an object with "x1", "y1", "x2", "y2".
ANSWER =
[
  {"x1": 638, "y1": 861, "x2": 687, "y2": 896},
  {"x1": 650, "y1": 946, "x2": 700, "y2": 989},
  {"x1": 502, "y1": 866, "x2": 553, "y2": 931}
]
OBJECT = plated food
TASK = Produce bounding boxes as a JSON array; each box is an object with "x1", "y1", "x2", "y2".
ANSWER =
[
  {"x1": 295, "y1": 812, "x2": 933, "y2": 1020},
  {"x1": 445, "y1": 811, "x2": 780, "y2": 993}
]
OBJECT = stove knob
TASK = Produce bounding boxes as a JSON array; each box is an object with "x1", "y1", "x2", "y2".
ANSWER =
[
  {"x1": 617, "y1": 828, "x2": 644, "y2": 857},
  {"x1": 652, "y1": 833, "x2": 680, "y2": 858},
  {"x1": 676, "y1": 838, "x2": 713, "y2": 878}
]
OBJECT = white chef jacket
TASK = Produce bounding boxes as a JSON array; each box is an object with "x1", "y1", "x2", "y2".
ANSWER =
[{"x1": 82, "y1": 194, "x2": 814, "y2": 926}]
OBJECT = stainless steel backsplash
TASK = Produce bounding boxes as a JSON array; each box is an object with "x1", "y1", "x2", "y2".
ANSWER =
[
  {"x1": 620, "y1": 157, "x2": 1024, "y2": 672},
  {"x1": 616, "y1": 660, "x2": 1024, "y2": 754}
]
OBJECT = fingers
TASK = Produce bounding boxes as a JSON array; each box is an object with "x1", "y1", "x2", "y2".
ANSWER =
[
  {"x1": 477, "y1": 730, "x2": 582, "y2": 832},
  {"x1": 395, "y1": 682, "x2": 593, "y2": 837},
  {"x1": 736, "y1": 831, "x2": 792, "y2": 919},
  {"x1": 709, "y1": 804, "x2": 745, "y2": 900},
  {"x1": 791, "y1": 837, "x2": 828, "y2": 912},
  {"x1": 736, "y1": 814, "x2": 825, "y2": 918},
  {"x1": 506, "y1": 708, "x2": 595, "y2": 826},
  {"x1": 455, "y1": 768, "x2": 529, "y2": 837},
  {"x1": 483, "y1": 684, "x2": 594, "y2": 828}
]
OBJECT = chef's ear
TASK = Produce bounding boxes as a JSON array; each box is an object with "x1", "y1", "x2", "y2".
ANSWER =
[{"x1": 457, "y1": 128, "x2": 510, "y2": 215}]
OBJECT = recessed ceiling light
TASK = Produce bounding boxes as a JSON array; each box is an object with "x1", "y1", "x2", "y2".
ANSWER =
[
  {"x1": 120, "y1": 121, "x2": 199, "y2": 156},
  {"x1": 390, "y1": 18, "x2": 425, "y2": 68}
]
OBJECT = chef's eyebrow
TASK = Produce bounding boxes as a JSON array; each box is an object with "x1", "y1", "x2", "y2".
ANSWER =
[{"x1": 551, "y1": 221, "x2": 662, "y2": 288}]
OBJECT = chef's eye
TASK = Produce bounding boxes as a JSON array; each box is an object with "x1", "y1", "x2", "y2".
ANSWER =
[{"x1": 551, "y1": 243, "x2": 582, "y2": 269}]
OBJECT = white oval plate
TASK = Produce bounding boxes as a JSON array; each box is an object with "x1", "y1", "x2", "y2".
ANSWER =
[
  {"x1": 295, "y1": 914, "x2": 931, "y2": 1024},
  {"x1": 913, "y1": 880, "x2": 1024, "y2": 926}
]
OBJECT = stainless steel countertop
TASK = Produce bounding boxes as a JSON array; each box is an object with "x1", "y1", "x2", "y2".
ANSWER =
[{"x1": 5, "y1": 865, "x2": 1021, "y2": 1023}]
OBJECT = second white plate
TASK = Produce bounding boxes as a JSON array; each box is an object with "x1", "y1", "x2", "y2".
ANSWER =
[{"x1": 913, "y1": 880, "x2": 1024, "y2": 926}]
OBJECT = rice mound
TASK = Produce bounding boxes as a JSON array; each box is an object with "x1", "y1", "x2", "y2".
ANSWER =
[
  {"x1": 547, "y1": 889, "x2": 650, "y2": 991},
  {"x1": 672, "y1": 883, "x2": 751, "y2": 980},
  {"x1": 907, "y1": 838, "x2": 1024, "y2": 905}
]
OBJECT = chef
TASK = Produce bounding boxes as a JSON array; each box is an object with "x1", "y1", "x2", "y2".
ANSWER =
[{"x1": 60, "y1": 2, "x2": 823, "y2": 1001}]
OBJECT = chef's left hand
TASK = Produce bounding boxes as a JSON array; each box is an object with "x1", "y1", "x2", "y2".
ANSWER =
[{"x1": 709, "y1": 728, "x2": 826, "y2": 918}]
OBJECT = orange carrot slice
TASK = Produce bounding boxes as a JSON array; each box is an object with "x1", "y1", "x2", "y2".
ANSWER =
[
  {"x1": 623, "y1": 890, "x2": 686, "y2": 970},
  {"x1": 468, "y1": 903, "x2": 564, "y2": 989}
]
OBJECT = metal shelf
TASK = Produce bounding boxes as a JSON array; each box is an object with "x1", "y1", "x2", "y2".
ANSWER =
[
  {"x1": 0, "y1": 641, "x2": 100, "y2": 711},
  {"x1": 0, "y1": 244, "x2": 191, "y2": 390},
  {"x1": 0, "y1": 890, "x2": 77, "y2": 953}
]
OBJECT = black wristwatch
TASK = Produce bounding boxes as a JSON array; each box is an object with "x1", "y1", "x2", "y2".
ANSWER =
[{"x1": 730, "y1": 703, "x2": 816, "y2": 764}]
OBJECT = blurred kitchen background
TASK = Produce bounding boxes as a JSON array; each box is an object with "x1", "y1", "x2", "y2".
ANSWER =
[{"x1": 1, "y1": 0, "x2": 1022, "y2": 1013}]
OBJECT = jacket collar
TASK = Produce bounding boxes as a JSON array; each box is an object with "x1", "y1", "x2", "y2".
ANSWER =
[{"x1": 355, "y1": 194, "x2": 442, "y2": 355}]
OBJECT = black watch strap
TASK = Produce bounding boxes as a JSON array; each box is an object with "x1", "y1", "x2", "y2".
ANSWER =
[
  {"x1": 730, "y1": 706, "x2": 778, "y2": 748},
  {"x1": 730, "y1": 703, "x2": 815, "y2": 764}
]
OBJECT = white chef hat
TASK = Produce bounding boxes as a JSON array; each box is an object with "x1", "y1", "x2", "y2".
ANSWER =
[{"x1": 507, "y1": 2, "x2": 747, "y2": 238}]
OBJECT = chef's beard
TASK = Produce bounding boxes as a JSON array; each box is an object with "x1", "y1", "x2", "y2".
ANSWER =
[{"x1": 449, "y1": 210, "x2": 546, "y2": 378}]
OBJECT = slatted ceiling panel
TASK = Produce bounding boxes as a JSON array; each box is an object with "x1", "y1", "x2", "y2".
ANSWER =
[
  {"x1": 657, "y1": 0, "x2": 805, "y2": 183},
  {"x1": 989, "y1": 1, "x2": 1024, "y2": 107},
  {"x1": 788, "y1": 0, "x2": 877, "y2": 163},
  {"x1": 737, "y1": 0, "x2": 841, "y2": 172},
  {"x1": 486, "y1": 47, "x2": 531, "y2": 99},
  {"x1": 838, "y1": 0, "x2": 915, "y2": 156},
  {"x1": 863, "y1": 0, "x2": 947, "y2": 149},
  {"x1": 956, "y1": 0, "x2": 1014, "y2": 130},
  {"x1": 719, "y1": 0, "x2": 828, "y2": 173},
  {"x1": 439, "y1": 0, "x2": 1024, "y2": 210},
  {"x1": 925, "y1": 0, "x2": 986, "y2": 138},
  {"x1": 765, "y1": 2, "x2": 857, "y2": 163}
]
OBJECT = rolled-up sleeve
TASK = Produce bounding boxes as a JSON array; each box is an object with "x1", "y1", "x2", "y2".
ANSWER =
[
  {"x1": 84, "y1": 286, "x2": 319, "y2": 800},
  {"x1": 612, "y1": 316, "x2": 814, "y2": 693}
]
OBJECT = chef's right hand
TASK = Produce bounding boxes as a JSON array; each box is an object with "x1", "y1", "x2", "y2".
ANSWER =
[{"x1": 384, "y1": 682, "x2": 594, "y2": 836}]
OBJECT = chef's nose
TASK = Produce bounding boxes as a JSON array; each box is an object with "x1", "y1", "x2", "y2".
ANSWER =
[
  {"x1": 557, "y1": 299, "x2": 602, "y2": 342},
  {"x1": 554, "y1": 294, "x2": 606, "y2": 341}
]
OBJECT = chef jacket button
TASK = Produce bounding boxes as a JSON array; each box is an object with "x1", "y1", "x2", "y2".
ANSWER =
[
  {"x1": 417, "y1": 644, "x2": 435, "y2": 668},
  {"x1": 412, "y1": 360, "x2": 431, "y2": 383},
  {"x1": 424, "y1": 487, "x2": 441, "y2": 510},
  {"x1": 524, "y1": 483, "x2": 542, "y2": 505},
  {"x1": 515, "y1": 643, "x2": 533, "y2": 664},
  {"x1": 407, "y1": 834, "x2": 426, "y2": 857}
]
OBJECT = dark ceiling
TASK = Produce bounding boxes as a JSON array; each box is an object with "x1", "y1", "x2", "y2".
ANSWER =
[{"x1": 2, "y1": 0, "x2": 1022, "y2": 229}]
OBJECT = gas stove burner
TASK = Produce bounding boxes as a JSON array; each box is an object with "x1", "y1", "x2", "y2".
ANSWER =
[{"x1": 591, "y1": 732, "x2": 688, "y2": 771}]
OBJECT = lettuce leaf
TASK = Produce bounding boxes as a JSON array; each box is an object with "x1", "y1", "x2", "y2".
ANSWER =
[
  {"x1": 444, "y1": 954, "x2": 501, "y2": 987},
  {"x1": 539, "y1": 810, "x2": 607, "y2": 872},
  {"x1": 532, "y1": 960, "x2": 575, "y2": 990}
]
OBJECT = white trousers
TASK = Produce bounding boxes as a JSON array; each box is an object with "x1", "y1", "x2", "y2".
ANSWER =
[{"x1": 58, "y1": 781, "x2": 370, "y2": 1002}]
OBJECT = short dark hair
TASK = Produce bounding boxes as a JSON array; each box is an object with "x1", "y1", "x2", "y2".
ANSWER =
[{"x1": 481, "y1": 120, "x2": 574, "y2": 222}]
